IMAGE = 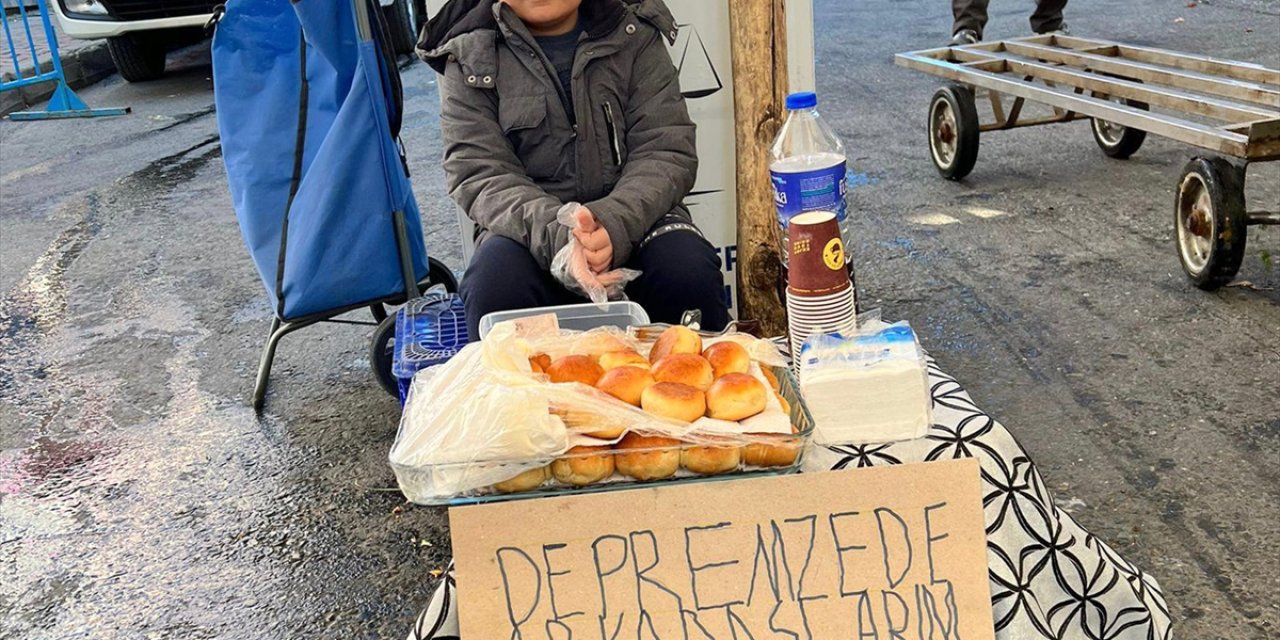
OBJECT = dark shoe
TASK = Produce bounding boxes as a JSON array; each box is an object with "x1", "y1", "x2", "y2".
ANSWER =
[
  {"x1": 950, "y1": 29, "x2": 980, "y2": 46},
  {"x1": 1038, "y1": 23, "x2": 1070, "y2": 37}
]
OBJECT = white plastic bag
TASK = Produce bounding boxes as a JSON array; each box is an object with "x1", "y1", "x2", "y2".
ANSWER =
[
  {"x1": 550, "y1": 202, "x2": 641, "y2": 304},
  {"x1": 390, "y1": 323, "x2": 569, "y2": 497}
]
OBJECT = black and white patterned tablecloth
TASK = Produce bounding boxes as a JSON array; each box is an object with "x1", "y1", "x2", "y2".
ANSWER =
[{"x1": 406, "y1": 360, "x2": 1173, "y2": 640}]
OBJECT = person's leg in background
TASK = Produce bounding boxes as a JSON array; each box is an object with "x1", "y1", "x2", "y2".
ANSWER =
[
  {"x1": 951, "y1": 0, "x2": 989, "y2": 42},
  {"x1": 1030, "y1": 0, "x2": 1068, "y2": 34},
  {"x1": 625, "y1": 222, "x2": 730, "y2": 332},
  {"x1": 459, "y1": 236, "x2": 579, "y2": 340}
]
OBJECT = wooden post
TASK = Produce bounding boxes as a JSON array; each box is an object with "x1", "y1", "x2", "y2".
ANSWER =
[{"x1": 728, "y1": 0, "x2": 788, "y2": 336}]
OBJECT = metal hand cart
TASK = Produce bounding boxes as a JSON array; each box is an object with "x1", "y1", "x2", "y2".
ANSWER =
[{"x1": 896, "y1": 35, "x2": 1279, "y2": 290}]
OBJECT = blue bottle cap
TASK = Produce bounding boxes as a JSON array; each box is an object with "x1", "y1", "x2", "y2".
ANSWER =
[{"x1": 785, "y1": 91, "x2": 817, "y2": 110}]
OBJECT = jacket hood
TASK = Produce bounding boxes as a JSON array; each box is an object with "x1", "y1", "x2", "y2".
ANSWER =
[{"x1": 417, "y1": 0, "x2": 678, "y2": 74}]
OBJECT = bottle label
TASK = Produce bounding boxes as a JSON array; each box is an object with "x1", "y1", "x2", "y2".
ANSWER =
[{"x1": 770, "y1": 162, "x2": 848, "y2": 228}]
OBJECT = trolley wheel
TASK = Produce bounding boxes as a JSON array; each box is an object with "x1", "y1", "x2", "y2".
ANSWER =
[
  {"x1": 382, "y1": 257, "x2": 460, "y2": 308},
  {"x1": 928, "y1": 85, "x2": 980, "y2": 181},
  {"x1": 1091, "y1": 95, "x2": 1148, "y2": 159},
  {"x1": 370, "y1": 314, "x2": 400, "y2": 398},
  {"x1": 1175, "y1": 157, "x2": 1247, "y2": 290},
  {"x1": 425, "y1": 257, "x2": 460, "y2": 294}
]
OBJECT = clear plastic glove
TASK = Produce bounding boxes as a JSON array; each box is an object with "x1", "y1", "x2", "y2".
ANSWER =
[{"x1": 550, "y1": 202, "x2": 641, "y2": 304}]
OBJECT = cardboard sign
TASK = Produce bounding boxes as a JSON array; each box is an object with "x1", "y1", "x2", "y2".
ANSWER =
[{"x1": 449, "y1": 459, "x2": 994, "y2": 639}]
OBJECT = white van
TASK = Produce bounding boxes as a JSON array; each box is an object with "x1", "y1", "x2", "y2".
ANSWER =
[{"x1": 50, "y1": 0, "x2": 421, "y2": 82}]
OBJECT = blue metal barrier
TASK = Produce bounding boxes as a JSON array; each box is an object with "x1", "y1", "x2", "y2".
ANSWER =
[{"x1": 1, "y1": 0, "x2": 127, "y2": 120}]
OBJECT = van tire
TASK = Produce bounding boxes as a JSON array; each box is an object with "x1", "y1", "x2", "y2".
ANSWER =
[{"x1": 107, "y1": 34, "x2": 166, "y2": 82}]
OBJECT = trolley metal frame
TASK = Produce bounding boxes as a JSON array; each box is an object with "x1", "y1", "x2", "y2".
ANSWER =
[
  {"x1": 896, "y1": 35, "x2": 1279, "y2": 290},
  {"x1": 246, "y1": 0, "x2": 457, "y2": 412},
  {"x1": 251, "y1": 217, "x2": 456, "y2": 413}
]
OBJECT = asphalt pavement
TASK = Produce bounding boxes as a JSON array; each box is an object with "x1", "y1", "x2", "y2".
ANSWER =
[{"x1": 1, "y1": 0, "x2": 1277, "y2": 638}]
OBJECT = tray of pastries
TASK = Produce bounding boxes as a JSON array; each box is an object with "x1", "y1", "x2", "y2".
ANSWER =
[{"x1": 390, "y1": 318, "x2": 814, "y2": 505}]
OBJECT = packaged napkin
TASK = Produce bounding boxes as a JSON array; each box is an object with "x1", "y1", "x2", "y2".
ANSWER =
[{"x1": 797, "y1": 321, "x2": 931, "y2": 445}]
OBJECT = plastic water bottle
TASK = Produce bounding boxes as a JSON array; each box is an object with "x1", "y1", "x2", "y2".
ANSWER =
[{"x1": 770, "y1": 92, "x2": 851, "y2": 268}]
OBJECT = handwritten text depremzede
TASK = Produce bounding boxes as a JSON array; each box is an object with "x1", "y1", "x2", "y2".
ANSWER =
[
  {"x1": 451, "y1": 460, "x2": 993, "y2": 640},
  {"x1": 493, "y1": 503, "x2": 965, "y2": 639}
]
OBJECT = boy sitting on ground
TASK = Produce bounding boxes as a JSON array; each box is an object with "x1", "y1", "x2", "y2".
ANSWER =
[{"x1": 419, "y1": 0, "x2": 730, "y2": 339}]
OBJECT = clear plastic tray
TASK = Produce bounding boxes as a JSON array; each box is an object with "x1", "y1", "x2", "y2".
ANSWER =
[
  {"x1": 477, "y1": 301, "x2": 650, "y2": 339},
  {"x1": 391, "y1": 365, "x2": 814, "y2": 506}
]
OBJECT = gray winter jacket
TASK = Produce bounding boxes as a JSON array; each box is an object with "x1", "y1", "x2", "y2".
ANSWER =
[{"x1": 418, "y1": 0, "x2": 697, "y2": 269}]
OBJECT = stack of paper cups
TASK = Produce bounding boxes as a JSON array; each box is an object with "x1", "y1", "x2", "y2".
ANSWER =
[{"x1": 786, "y1": 211, "x2": 856, "y2": 372}]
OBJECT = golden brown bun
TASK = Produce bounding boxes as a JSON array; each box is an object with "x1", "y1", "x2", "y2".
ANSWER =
[
  {"x1": 578, "y1": 424, "x2": 626, "y2": 440},
  {"x1": 651, "y1": 353, "x2": 714, "y2": 391},
  {"x1": 705, "y1": 373, "x2": 768, "y2": 421},
  {"x1": 531, "y1": 353, "x2": 552, "y2": 373},
  {"x1": 702, "y1": 341, "x2": 751, "y2": 378},
  {"x1": 493, "y1": 465, "x2": 550, "y2": 493},
  {"x1": 573, "y1": 333, "x2": 631, "y2": 360},
  {"x1": 640, "y1": 382, "x2": 707, "y2": 423},
  {"x1": 742, "y1": 431, "x2": 800, "y2": 468},
  {"x1": 550, "y1": 405, "x2": 626, "y2": 440},
  {"x1": 551, "y1": 446, "x2": 615, "y2": 485},
  {"x1": 758, "y1": 367, "x2": 790, "y2": 413},
  {"x1": 742, "y1": 427, "x2": 798, "y2": 468},
  {"x1": 681, "y1": 442, "x2": 742, "y2": 475},
  {"x1": 649, "y1": 326, "x2": 703, "y2": 364},
  {"x1": 546, "y1": 355, "x2": 605, "y2": 387},
  {"x1": 614, "y1": 433, "x2": 680, "y2": 480},
  {"x1": 596, "y1": 366, "x2": 656, "y2": 407},
  {"x1": 598, "y1": 350, "x2": 650, "y2": 371}
]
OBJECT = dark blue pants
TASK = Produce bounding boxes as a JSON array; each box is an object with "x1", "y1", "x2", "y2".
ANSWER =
[
  {"x1": 461, "y1": 230, "x2": 730, "y2": 340},
  {"x1": 952, "y1": 0, "x2": 1066, "y2": 37}
]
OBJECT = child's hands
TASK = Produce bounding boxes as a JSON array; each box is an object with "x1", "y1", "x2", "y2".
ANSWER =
[
  {"x1": 572, "y1": 208, "x2": 612, "y2": 274},
  {"x1": 566, "y1": 238, "x2": 626, "y2": 302},
  {"x1": 566, "y1": 239, "x2": 597, "y2": 293},
  {"x1": 549, "y1": 202, "x2": 639, "y2": 305}
]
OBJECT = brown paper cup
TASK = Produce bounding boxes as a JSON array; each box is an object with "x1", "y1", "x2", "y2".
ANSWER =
[{"x1": 787, "y1": 211, "x2": 852, "y2": 296}]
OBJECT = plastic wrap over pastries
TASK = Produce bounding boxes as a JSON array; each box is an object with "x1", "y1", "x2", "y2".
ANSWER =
[{"x1": 390, "y1": 320, "x2": 805, "y2": 503}]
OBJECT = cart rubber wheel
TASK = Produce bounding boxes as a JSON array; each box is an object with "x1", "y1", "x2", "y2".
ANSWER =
[
  {"x1": 381, "y1": 257, "x2": 460, "y2": 307},
  {"x1": 928, "y1": 85, "x2": 980, "y2": 181},
  {"x1": 1091, "y1": 96, "x2": 1148, "y2": 159},
  {"x1": 370, "y1": 314, "x2": 400, "y2": 397},
  {"x1": 1175, "y1": 157, "x2": 1247, "y2": 291},
  {"x1": 426, "y1": 257, "x2": 459, "y2": 294}
]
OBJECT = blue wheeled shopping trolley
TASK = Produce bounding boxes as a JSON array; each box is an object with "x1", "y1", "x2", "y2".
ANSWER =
[{"x1": 212, "y1": 0, "x2": 456, "y2": 411}]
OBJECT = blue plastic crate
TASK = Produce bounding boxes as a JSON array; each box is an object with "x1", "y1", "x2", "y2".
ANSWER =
[
  {"x1": 396, "y1": 376, "x2": 413, "y2": 404},
  {"x1": 393, "y1": 292, "x2": 468, "y2": 405}
]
